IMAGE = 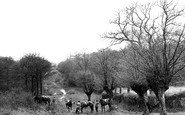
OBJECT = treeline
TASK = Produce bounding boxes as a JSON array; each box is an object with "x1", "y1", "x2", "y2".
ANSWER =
[
  {"x1": 57, "y1": 47, "x2": 185, "y2": 100},
  {"x1": 57, "y1": 49, "x2": 123, "y2": 100},
  {"x1": 0, "y1": 54, "x2": 51, "y2": 96}
]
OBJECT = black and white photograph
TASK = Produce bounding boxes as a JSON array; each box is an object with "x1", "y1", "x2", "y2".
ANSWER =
[{"x1": 1, "y1": 0, "x2": 185, "y2": 115}]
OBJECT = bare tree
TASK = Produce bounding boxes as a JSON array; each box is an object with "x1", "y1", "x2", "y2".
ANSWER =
[
  {"x1": 77, "y1": 70, "x2": 95, "y2": 101},
  {"x1": 91, "y1": 49, "x2": 120, "y2": 100},
  {"x1": 104, "y1": 0, "x2": 185, "y2": 115},
  {"x1": 74, "y1": 53, "x2": 96, "y2": 101}
]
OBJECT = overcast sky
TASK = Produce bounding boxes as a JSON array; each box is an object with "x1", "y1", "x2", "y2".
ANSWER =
[{"x1": 0, "y1": 0, "x2": 184, "y2": 64}]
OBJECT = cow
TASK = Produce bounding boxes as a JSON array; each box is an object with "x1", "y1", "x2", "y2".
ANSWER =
[
  {"x1": 75, "y1": 101, "x2": 81, "y2": 114},
  {"x1": 65, "y1": 98, "x2": 73, "y2": 112},
  {"x1": 99, "y1": 98, "x2": 111, "y2": 112},
  {"x1": 34, "y1": 95, "x2": 51, "y2": 105},
  {"x1": 80, "y1": 101, "x2": 94, "y2": 113}
]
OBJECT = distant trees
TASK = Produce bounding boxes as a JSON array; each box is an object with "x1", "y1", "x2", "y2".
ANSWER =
[
  {"x1": 58, "y1": 53, "x2": 97, "y2": 101},
  {"x1": 57, "y1": 50, "x2": 122, "y2": 101},
  {"x1": 0, "y1": 57, "x2": 16, "y2": 91},
  {"x1": 77, "y1": 71, "x2": 96, "y2": 101},
  {"x1": 90, "y1": 49, "x2": 121, "y2": 99},
  {"x1": 74, "y1": 53, "x2": 96, "y2": 101},
  {"x1": 57, "y1": 58, "x2": 78, "y2": 87},
  {"x1": 0, "y1": 54, "x2": 51, "y2": 95},
  {"x1": 104, "y1": 0, "x2": 185, "y2": 114},
  {"x1": 19, "y1": 54, "x2": 51, "y2": 96}
]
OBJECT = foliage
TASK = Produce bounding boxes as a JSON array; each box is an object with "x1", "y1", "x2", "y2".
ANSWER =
[
  {"x1": 105, "y1": 0, "x2": 185, "y2": 90},
  {"x1": 0, "y1": 56, "x2": 16, "y2": 91},
  {"x1": 57, "y1": 58, "x2": 78, "y2": 87},
  {"x1": 0, "y1": 88, "x2": 39, "y2": 110},
  {"x1": 57, "y1": 49, "x2": 123, "y2": 100},
  {"x1": 19, "y1": 53, "x2": 51, "y2": 95},
  {"x1": 90, "y1": 49, "x2": 121, "y2": 98},
  {"x1": 73, "y1": 53, "x2": 96, "y2": 100},
  {"x1": 114, "y1": 91, "x2": 185, "y2": 112},
  {"x1": 104, "y1": 0, "x2": 185, "y2": 114},
  {"x1": 76, "y1": 71, "x2": 95, "y2": 93}
]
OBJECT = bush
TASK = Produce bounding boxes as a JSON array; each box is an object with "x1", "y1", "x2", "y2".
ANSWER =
[
  {"x1": 165, "y1": 91, "x2": 185, "y2": 109},
  {"x1": 113, "y1": 91, "x2": 185, "y2": 112},
  {"x1": 0, "y1": 88, "x2": 39, "y2": 110}
]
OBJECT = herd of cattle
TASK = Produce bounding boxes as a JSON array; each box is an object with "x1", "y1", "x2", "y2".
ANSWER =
[
  {"x1": 65, "y1": 98, "x2": 111, "y2": 114},
  {"x1": 33, "y1": 95, "x2": 111, "y2": 114}
]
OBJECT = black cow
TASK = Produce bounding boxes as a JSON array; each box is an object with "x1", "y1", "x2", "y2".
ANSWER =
[
  {"x1": 34, "y1": 95, "x2": 51, "y2": 105},
  {"x1": 65, "y1": 99, "x2": 73, "y2": 112},
  {"x1": 41, "y1": 96, "x2": 51, "y2": 104},
  {"x1": 99, "y1": 98, "x2": 110, "y2": 112},
  {"x1": 34, "y1": 96, "x2": 41, "y2": 103},
  {"x1": 80, "y1": 101, "x2": 94, "y2": 113},
  {"x1": 75, "y1": 106, "x2": 81, "y2": 114}
]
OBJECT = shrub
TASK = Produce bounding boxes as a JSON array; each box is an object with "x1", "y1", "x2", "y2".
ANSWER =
[
  {"x1": 113, "y1": 91, "x2": 185, "y2": 112},
  {"x1": 165, "y1": 91, "x2": 185, "y2": 109},
  {"x1": 67, "y1": 89, "x2": 77, "y2": 95},
  {"x1": 0, "y1": 88, "x2": 39, "y2": 110}
]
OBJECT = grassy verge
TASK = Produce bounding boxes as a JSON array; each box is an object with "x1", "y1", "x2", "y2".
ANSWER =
[
  {"x1": 113, "y1": 91, "x2": 185, "y2": 113},
  {"x1": 0, "y1": 88, "x2": 40, "y2": 110}
]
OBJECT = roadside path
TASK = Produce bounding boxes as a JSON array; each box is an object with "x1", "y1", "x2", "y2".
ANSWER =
[{"x1": 59, "y1": 89, "x2": 66, "y2": 100}]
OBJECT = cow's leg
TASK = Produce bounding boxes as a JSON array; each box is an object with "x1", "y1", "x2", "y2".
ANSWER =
[
  {"x1": 81, "y1": 107, "x2": 83, "y2": 113},
  {"x1": 67, "y1": 106, "x2": 68, "y2": 112}
]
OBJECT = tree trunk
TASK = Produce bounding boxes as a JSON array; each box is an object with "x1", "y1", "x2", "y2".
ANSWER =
[
  {"x1": 6, "y1": 69, "x2": 9, "y2": 90},
  {"x1": 155, "y1": 89, "x2": 167, "y2": 115},
  {"x1": 40, "y1": 73, "x2": 42, "y2": 96},
  {"x1": 31, "y1": 76, "x2": 34, "y2": 95},
  {"x1": 85, "y1": 92, "x2": 92, "y2": 101},
  {"x1": 131, "y1": 84, "x2": 150, "y2": 115},
  {"x1": 36, "y1": 76, "x2": 39, "y2": 96},
  {"x1": 87, "y1": 94, "x2": 91, "y2": 101},
  {"x1": 127, "y1": 87, "x2": 130, "y2": 93},
  {"x1": 105, "y1": 89, "x2": 114, "y2": 111},
  {"x1": 25, "y1": 75, "x2": 28, "y2": 91},
  {"x1": 104, "y1": 89, "x2": 113, "y2": 99},
  {"x1": 141, "y1": 93, "x2": 150, "y2": 115}
]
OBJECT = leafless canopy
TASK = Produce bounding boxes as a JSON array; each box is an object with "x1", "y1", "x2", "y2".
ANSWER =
[{"x1": 104, "y1": 0, "x2": 185, "y2": 84}]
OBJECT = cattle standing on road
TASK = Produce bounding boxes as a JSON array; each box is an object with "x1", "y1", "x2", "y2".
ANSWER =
[
  {"x1": 34, "y1": 95, "x2": 51, "y2": 105},
  {"x1": 80, "y1": 101, "x2": 94, "y2": 113},
  {"x1": 65, "y1": 98, "x2": 73, "y2": 112},
  {"x1": 75, "y1": 101, "x2": 81, "y2": 114},
  {"x1": 99, "y1": 98, "x2": 110, "y2": 112},
  {"x1": 95, "y1": 100, "x2": 99, "y2": 113}
]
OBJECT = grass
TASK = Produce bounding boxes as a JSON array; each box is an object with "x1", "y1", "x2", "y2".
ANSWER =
[
  {"x1": 2, "y1": 85, "x2": 185, "y2": 115},
  {"x1": 113, "y1": 91, "x2": 185, "y2": 113},
  {"x1": 0, "y1": 88, "x2": 40, "y2": 110}
]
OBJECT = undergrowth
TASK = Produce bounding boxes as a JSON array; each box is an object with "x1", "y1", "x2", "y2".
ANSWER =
[
  {"x1": 113, "y1": 91, "x2": 185, "y2": 113},
  {"x1": 0, "y1": 88, "x2": 39, "y2": 110}
]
